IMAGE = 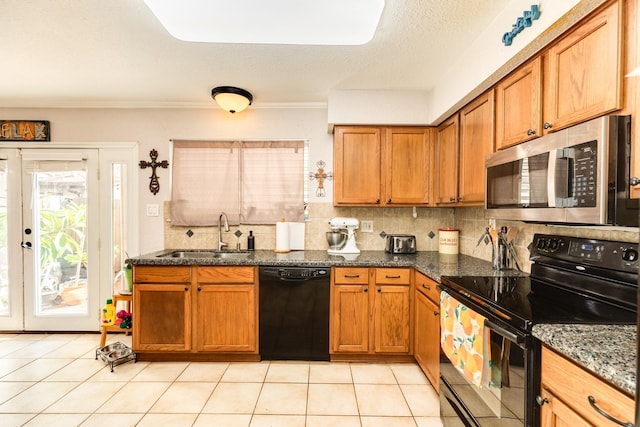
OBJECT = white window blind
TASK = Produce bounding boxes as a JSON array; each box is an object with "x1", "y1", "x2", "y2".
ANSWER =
[{"x1": 171, "y1": 140, "x2": 304, "y2": 226}]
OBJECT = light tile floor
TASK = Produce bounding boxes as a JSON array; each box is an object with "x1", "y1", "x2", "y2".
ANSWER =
[{"x1": 0, "y1": 333, "x2": 443, "y2": 427}]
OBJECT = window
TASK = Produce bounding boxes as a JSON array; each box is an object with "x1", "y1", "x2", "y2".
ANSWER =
[{"x1": 170, "y1": 140, "x2": 305, "y2": 226}]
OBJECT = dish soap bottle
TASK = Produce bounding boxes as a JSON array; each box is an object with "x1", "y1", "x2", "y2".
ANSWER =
[
  {"x1": 102, "y1": 299, "x2": 116, "y2": 326},
  {"x1": 247, "y1": 230, "x2": 255, "y2": 251}
]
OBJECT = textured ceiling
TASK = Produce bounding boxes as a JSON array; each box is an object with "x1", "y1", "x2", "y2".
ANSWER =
[{"x1": 0, "y1": 0, "x2": 510, "y2": 108}]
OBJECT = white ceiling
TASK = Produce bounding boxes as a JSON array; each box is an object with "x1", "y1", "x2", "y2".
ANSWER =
[{"x1": 0, "y1": 0, "x2": 511, "y2": 109}]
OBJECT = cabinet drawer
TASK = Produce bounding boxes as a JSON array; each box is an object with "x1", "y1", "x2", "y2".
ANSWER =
[
  {"x1": 541, "y1": 346, "x2": 634, "y2": 426},
  {"x1": 196, "y1": 266, "x2": 255, "y2": 283},
  {"x1": 133, "y1": 265, "x2": 191, "y2": 283},
  {"x1": 414, "y1": 270, "x2": 440, "y2": 303},
  {"x1": 334, "y1": 267, "x2": 369, "y2": 285},
  {"x1": 375, "y1": 268, "x2": 410, "y2": 285}
]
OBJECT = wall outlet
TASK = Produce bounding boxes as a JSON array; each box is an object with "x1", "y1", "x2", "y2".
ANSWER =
[
  {"x1": 361, "y1": 220, "x2": 374, "y2": 232},
  {"x1": 146, "y1": 203, "x2": 160, "y2": 217}
]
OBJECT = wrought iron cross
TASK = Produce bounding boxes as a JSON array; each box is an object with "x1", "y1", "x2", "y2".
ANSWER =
[{"x1": 139, "y1": 149, "x2": 169, "y2": 195}]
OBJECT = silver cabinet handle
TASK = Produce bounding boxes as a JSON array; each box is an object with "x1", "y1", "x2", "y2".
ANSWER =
[
  {"x1": 588, "y1": 396, "x2": 634, "y2": 427},
  {"x1": 630, "y1": 177, "x2": 639, "y2": 186},
  {"x1": 536, "y1": 396, "x2": 549, "y2": 406}
]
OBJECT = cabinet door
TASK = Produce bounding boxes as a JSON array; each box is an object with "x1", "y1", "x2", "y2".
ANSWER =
[
  {"x1": 331, "y1": 285, "x2": 370, "y2": 353},
  {"x1": 373, "y1": 285, "x2": 410, "y2": 353},
  {"x1": 495, "y1": 57, "x2": 542, "y2": 149},
  {"x1": 540, "y1": 389, "x2": 592, "y2": 427},
  {"x1": 334, "y1": 126, "x2": 382, "y2": 205},
  {"x1": 540, "y1": 346, "x2": 635, "y2": 426},
  {"x1": 196, "y1": 284, "x2": 257, "y2": 352},
  {"x1": 133, "y1": 283, "x2": 191, "y2": 352},
  {"x1": 544, "y1": 1, "x2": 622, "y2": 132},
  {"x1": 459, "y1": 91, "x2": 495, "y2": 205},
  {"x1": 384, "y1": 127, "x2": 432, "y2": 205},
  {"x1": 435, "y1": 114, "x2": 459, "y2": 205},
  {"x1": 414, "y1": 289, "x2": 440, "y2": 391}
]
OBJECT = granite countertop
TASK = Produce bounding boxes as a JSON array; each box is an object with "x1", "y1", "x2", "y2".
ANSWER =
[
  {"x1": 126, "y1": 249, "x2": 526, "y2": 281},
  {"x1": 533, "y1": 324, "x2": 636, "y2": 396}
]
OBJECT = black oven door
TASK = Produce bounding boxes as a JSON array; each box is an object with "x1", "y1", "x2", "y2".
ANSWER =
[{"x1": 439, "y1": 299, "x2": 533, "y2": 426}]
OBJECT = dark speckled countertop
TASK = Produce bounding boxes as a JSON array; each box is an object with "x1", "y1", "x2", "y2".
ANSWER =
[
  {"x1": 127, "y1": 249, "x2": 635, "y2": 396},
  {"x1": 126, "y1": 249, "x2": 524, "y2": 280},
  {"x1": 533, "y1": 324, "x2": 636, "y2": 396}
]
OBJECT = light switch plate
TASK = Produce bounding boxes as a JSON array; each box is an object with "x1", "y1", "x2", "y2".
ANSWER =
[
  {"x1": 361, "y1": 220, "x2": 373, "y2": 232},
  {"x1": 146, "y1": 203, "x2": 160, "y2": 217}
]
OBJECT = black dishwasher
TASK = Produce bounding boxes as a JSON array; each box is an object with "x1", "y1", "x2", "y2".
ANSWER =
[{"x1": 259, "y1": 266, "x2": 330, "y2": 361}]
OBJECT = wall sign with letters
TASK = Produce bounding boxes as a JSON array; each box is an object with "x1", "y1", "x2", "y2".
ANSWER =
[
  {"x1": 0, "y1": 120, "x2": 50, "y2": 141},
  {"x1": 502, "y1": 5, "x2": 541, "y2": 46}
]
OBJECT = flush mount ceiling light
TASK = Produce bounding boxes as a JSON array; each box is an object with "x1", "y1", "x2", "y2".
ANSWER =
[
  {"x1": 211, "y1": 86, "x2": 253, "y2": 114},
  {"x1": 143, "y1": 0, "x2": 385, "y2": 45}
]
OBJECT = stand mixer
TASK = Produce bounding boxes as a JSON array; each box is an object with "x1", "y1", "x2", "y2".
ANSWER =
[{"x1": 327, "y1": 217, "x2": 360, "y2": 255}]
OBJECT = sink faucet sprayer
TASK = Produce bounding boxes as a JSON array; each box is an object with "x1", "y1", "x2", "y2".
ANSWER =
[{"x1": 218, "y1": 212, "x2": 229, "y2": 251}]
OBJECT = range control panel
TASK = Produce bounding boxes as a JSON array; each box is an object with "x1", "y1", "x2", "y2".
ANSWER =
[{"x1": 531, "y1": 234, "x2": 638, "y2": 272}]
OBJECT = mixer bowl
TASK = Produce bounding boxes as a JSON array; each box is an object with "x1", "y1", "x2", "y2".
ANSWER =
[{"x1": 326, "y1": 231, "x2": 347, "y2": 250}]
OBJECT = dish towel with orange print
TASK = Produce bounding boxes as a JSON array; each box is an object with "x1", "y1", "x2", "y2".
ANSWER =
[{"x1": 440, "y1": 291, "x2": 491, "y2": 387}]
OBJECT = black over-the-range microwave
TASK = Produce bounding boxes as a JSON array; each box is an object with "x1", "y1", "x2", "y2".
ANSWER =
[{"x1": 485, "y1": 115, "x2": 639, "y2": 227}]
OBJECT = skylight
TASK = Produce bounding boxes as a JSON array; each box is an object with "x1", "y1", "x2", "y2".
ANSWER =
[{"x1": 143, "y1": 0, "x2": 385, "y2": 45}]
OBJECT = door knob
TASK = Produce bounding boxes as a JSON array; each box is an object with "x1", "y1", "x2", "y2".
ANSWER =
[
  {"x1": 21, "y1": 241, "x2": 32, "y2": 249},
  {"x1": 543, "y1": 122, "x2": 553, "y2": 130}
]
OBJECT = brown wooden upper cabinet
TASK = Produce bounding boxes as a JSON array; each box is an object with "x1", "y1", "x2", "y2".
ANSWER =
[
  {"x1": 496, "y1": 1, "x2": 622, "y2": 149},
  {"x1": 434, "y1": 114, "x2": 459, "y2": 205},
  {"x1": 458, "y1": 90, "x2": 495, "y2": 205},
  {"x1": 333, "y1": 126, "x2": 432, "y2": 206},
  {"x1": 495, "y1": 56, "x2": 542, "y2": 150},
  {"x1": 543, "y1": 1, "x2": 622, "y2": 134},
  {"x1": 436, "y1": 90, "x2": 494, "y2": 206}
]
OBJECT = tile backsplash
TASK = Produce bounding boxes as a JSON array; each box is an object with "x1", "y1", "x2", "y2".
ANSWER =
[{"x1": 164, "y1": 202, "x2": 639, "y2": 273}]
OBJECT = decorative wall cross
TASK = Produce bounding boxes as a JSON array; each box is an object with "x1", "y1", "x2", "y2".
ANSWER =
[
  {"x1": 139, "y1": 149, "x2": 169, "y2": 195},
  {"x1": 308, "y1": 160, "x2": 333, "y2": 197}
]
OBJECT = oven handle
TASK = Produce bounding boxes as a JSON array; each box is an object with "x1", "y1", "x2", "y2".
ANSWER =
[{"x1": 484, "y1": 319, "x2": 526, "y2": 345}]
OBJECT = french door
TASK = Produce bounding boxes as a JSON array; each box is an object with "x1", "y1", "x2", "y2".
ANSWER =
[{"x1": 0, "y1": 146, "x2": 137, "y2": 331}]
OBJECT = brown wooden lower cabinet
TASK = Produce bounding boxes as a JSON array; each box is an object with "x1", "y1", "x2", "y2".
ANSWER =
[
  {"x1": 132, "y1": 265, "x2": 258, "y2": 361},
  {"x1": 195, "y1": 283, "x2": 256, "y2": 352},
  {"x1": 539, "y1": 345, "x2": 634, "y2": 427},
  {"x1": 331, "y1": 283, "x2": 370, "y2": 353},
  {"x1": 331, "y1": 267, "x2": 411, "y2": 359},
  {"x1": 133, "y1": 282, "x2": 192, "y2": 352},
  {"x1": 413, "y1": 270, "x2": 440, "y2": 391}
]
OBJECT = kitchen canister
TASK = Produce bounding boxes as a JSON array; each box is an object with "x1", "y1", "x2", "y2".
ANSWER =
[
  {"x1": 275, "y1": 218, "x2": 290, "y2": 253},
  {"x1": 438, "y1": 228, "x2": 459, "y2": 254}
]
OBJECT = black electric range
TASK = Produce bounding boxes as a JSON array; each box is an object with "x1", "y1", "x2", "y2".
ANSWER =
[
  {"x1": 438, "y1": 234, "x2": 638, "y2": 427},
  {"x1": 441, "y1": 234, "x2": 638, "y2": 333}
]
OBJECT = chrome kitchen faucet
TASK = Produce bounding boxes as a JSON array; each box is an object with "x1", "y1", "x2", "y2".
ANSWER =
[{"x1": 218, "y1": 212, "x2": 229, "y2": 251}]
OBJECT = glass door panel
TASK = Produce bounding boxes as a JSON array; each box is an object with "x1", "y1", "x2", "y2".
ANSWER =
[
  {"x1": 0, "y1": 149, "x2": 24, "y2": 330},
  {"x1": 22, "y1": 150, "x2": 99, "y2": 331}
]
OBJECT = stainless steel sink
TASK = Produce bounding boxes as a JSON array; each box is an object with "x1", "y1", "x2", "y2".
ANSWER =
[{"x1": 158, "y1": 250, "x2": 251, "y2": 259}]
